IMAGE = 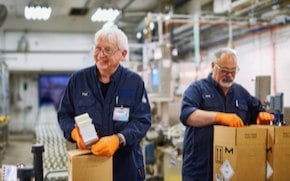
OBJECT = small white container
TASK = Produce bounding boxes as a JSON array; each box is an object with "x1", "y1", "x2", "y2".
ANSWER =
[{"x1": 74, "y1": 113, "x2": 99, "y2": 146}]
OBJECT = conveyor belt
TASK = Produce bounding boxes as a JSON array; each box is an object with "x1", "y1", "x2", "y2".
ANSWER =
[{"x1": 35, "y1": 104, "x2": 68, "y2": 181}]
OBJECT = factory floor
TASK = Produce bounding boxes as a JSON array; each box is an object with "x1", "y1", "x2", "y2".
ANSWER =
[
  {"x1": 1, "y1": 104, "x2": 68, "y2": 181},
  {"x1": 2, "y1": 132, "x2": 34, "y2": 166},
  {"x1": 0, "y1": 105, "x2": 165, "y2": 181}
]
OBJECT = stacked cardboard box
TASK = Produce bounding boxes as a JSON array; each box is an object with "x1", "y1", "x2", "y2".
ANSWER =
[
  {"x1": 265, "y1": 126, "x2": 290, "y2": 181},
  {"x1": 213, "y1": 126, "x2": 267, "y2": 181},
  {"x1": 67, "y1": 149, "x2": 112, "y2": 181}
]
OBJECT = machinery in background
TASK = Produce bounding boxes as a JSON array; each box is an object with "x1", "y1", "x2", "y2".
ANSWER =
[
  {"x1": 255, "y1": 76, "x2": 286, "y2": 126},
  {"x1": 267, "y1": 92, "x2": 286, "y2": 126},
  {"x1": 165, "y1": 123, "x2": 185, "y2": 150},
  {"x1": 144, "y1": 123, "x2": 185, "y2": 181}
]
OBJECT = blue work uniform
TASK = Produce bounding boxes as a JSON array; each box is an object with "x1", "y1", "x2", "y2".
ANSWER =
[
  {"x1": 179, "y1": 73, "x2": 264, "y2": 181},
  {"x1": 57, "y1": 65, "x2": 151, "y2": 181}
]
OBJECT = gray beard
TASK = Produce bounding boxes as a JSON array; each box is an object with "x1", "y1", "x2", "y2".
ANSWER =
[{"x1": 219, "y1": 78, "x2": 234, "y2": 88}]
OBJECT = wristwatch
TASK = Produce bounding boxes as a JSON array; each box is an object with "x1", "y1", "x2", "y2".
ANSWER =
[{"x1": 117, "y1": 133, "x2": 125, "y2": 148}]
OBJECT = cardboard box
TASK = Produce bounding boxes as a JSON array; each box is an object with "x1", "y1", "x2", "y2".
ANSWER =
[
  {"x1": 67, "y1": 149, "x2": 112, "y2": 181},
  {"x1": 265, "y1": 126, "x2": 290, "y2": 181},
  {"x1": 213, "y1": 126, "x2": 267, "y2": 181}
]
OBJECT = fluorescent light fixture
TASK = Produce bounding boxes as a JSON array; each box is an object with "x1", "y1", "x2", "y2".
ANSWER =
[
  {"x1": 91, "y1": 8, "x2": 120, "y2": 22},
  {"x1": 24, "y1": 5, "x2": 52, "y2": 20}
]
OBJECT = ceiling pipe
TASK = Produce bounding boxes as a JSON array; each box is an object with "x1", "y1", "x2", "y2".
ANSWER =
[
  {"x1": 136, "y1": 0, "x2": 289, "y2": 56},
  {"x1": 121, "y1": 0, "x2": 136, "y2": 11},
  {"x1": 165, "y1": 18, "x2": 290, "y2": 55},
  {"x1": 117, "y1": 0, "x2": 142, "y2": 20},
  {"x1": 233, "y1": 0, "x2": 282, "y2": 17},
  {"x1": 198, "y1": 20, "x2": 290, "y2": 49}
]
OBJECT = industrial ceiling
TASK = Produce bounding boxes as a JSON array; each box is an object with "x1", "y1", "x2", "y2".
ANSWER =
[
  {"x1": 1, "y1": 0, "x2": 290, "y2": 57},
  {"x1": 0, "y1": 0, "x2": 163, "y2": 40}
]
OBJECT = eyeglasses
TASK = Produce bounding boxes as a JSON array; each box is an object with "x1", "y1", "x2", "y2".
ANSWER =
[
  {"x1": 94, "y1": 47, "x2": 120, "y2": 56},
  {"x1": 214, "y1": 63, "x2": 240, "y2": 75}
]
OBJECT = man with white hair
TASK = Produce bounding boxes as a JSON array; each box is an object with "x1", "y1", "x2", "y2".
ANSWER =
[
  {"x1": 179, "y1": 47, "x2": 274, "y2": 180},
  {"x1": 58, "y1": 27, "x2": 151, "y2": 181}
]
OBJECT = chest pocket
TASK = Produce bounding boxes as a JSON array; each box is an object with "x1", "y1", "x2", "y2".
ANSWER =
[
  {"x1": 76, "y1": 92, "x2": 98, "y2": 114},
  {"x1": 76, "y1": 92, "x2": 103, "y2": 129},
  {"x1": 77, "y1": 95, "x2": 95, "y2": 107},
  {"x1": 202, "y1": 93, "x2": 220, "y2": 111},
  {"x1": 117, "y1": 96, "x2": 133, "y2": 108},
  {"x1": 114, "y1": 90, "x2": 135, "y2": 132},
  {"x1": 117, "y1": 89, "x2": 135, "y2": 107}
]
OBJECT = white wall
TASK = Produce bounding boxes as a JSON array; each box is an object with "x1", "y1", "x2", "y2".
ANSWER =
[
  {"x1": 234, "y1": 26, "x2": 290, "y2": 107},
  {"x1": 3, "y1": 32, "x2": 95, "y2": 71}
]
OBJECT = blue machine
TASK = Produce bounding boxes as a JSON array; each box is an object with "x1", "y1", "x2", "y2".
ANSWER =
[{"x1": 269, "y1": 92, "x2": 286, "y2": 125}]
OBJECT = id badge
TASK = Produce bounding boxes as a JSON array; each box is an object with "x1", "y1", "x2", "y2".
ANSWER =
[{"x1": 113, "y1": 107, "x2": 130, "y2": 122}]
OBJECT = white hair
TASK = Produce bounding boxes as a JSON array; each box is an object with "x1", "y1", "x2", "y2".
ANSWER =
[
  {"x1": 214, "y1": 47, "x2": 237, "y2": 62},
  {"x1": 94, "y1": 27, "x2": 129, "y2": 51}
]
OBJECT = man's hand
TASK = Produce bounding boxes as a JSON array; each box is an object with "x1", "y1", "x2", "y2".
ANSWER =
[
  {"x1": 215, "y1": 112, "x2": 244, "y2": 127},
  {"x1": 256, "y1": 112, "x2": 274, "y2": 125},
  {"x1": 71, "y1": 127, "x2": 87, "y2": 150},
  {"x1": 91, "y1": 135, "x2": 119, "y2": 157}
]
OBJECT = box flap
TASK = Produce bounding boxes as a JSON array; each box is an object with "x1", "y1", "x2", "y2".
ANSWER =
[
  {"x1": 266, "y1": 126, "x2": 275, "y2": 147},
  {"x1": 273, "y1": 126, "x2": 290, "y2": 144},
  {"x1": 67, "y1": 149, "x2": 91, "y2": 158},
  {"x1": 236, "y1": 126, "x2": 267, "y2": 145},
  {"x1": 214, "y1": 125, "x2": 267, "y2": 145},
  {"x1": 214, "y1": 125, "x2": 237, "y2": 145},
  {"x1": 257, "y1": 125, "x2": 290, "y2": 146}
]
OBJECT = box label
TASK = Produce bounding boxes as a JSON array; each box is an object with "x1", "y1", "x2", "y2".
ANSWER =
[
  {"x1": 215, "y1": 145, "x2": 223, "y2": 163},
  {"x1": 266, "y1": 161, "x2": 273, "y2": 180},
  {"x1": 220, "y1": 159, "x2": 234, "y2": 180}
]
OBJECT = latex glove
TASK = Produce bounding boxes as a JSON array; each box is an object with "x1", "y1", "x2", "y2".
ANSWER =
[
  {"x1": 215, "y1": 112, "x2": 244, "y2": 127},
  {"x1": 256, "y1": 112, "x2": 274, "y2": 125},
  {"x1": 71, "y1": 127, "x2": 87, "y2": 150},
  {"x1": 91, "y1": 135, "x2": 119, "y2": 157}
]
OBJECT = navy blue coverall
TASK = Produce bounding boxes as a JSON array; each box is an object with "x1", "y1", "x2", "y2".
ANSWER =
[
  {"x1": 58, "y1": 65, "x2": 151, "y2": 181},
  {"x1": 179, "y1": 73, "x2": 264, "y2": 181}
]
